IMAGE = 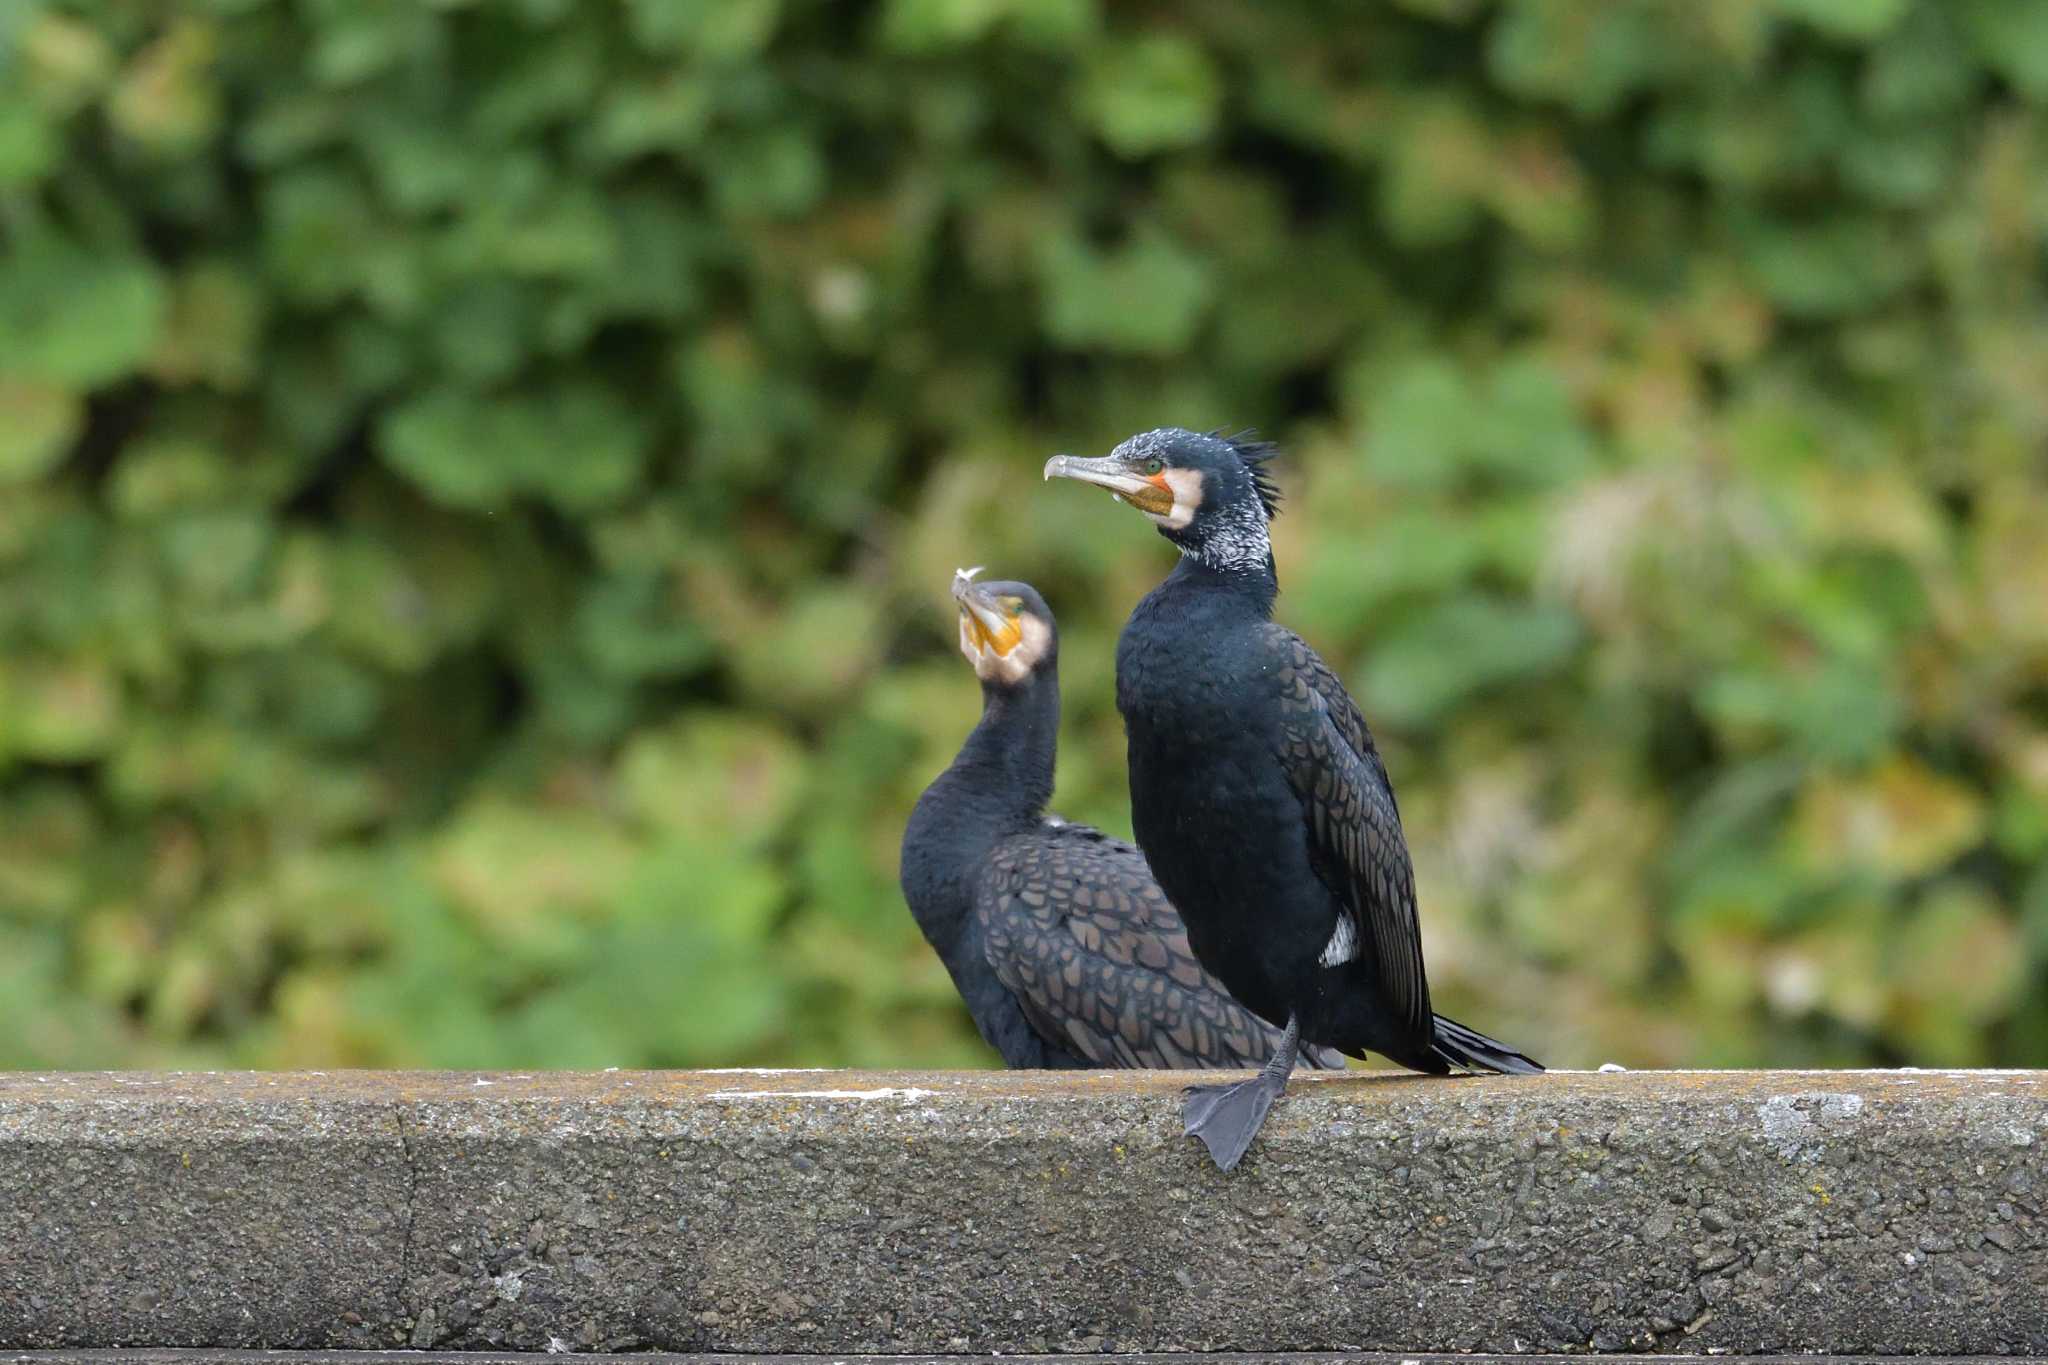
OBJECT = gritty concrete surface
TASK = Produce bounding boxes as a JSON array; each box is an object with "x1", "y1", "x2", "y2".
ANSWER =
[
  {"x1": 0, "y1": 1072, "x2": 408, "y2": 1348},
  {"x1": 0, "y1": 1070, "x2": 2044, "y2": 1354},
  {"x1": 11, "y1": 1356, "x2": 2048, "y2": 1365}
]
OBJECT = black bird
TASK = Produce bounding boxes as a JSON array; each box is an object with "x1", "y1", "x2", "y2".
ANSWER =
[
  {"x1": 1045, "y1": 430, "x2": 1541, "y2": 1168},
  {"x1": 899, "y1": 567, "x2": 1347, "y2": 1073}
]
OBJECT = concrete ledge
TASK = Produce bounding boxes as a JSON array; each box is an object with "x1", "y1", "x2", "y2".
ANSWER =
[
  {"x1": 0, "y1": 1070, "x2": 2043, "y2": 1355},
  {"x1": 8, "y1": 1359, "x2": 2027, "y2": 1365}
]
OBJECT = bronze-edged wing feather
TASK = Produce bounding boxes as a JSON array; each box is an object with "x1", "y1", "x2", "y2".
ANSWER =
[
  {"x1": 1265, "y1": 624, "x2": 1434, "y2": 1051},
  {"x1": 975, "y1": 822, "x2": 1345, "y2": 1070}
]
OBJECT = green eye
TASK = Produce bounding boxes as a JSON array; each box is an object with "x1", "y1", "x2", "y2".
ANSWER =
[{"x1": 1140, "y1": 457, "x2": 1164, "y2": 476}]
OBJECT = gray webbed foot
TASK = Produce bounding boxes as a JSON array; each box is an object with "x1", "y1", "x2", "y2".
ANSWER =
[{"x1": 1182, "y1": 1071, "x2": 1285, "y2": 1171}]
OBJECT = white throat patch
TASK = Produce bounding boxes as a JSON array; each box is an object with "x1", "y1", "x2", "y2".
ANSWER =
[{"x1": 960, "y1": 611, "x2": 1052, "y2": 687}]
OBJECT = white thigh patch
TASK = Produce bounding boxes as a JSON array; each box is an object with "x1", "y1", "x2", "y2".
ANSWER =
[{"x1": 1318, "y1": 914, "x2": 1358, "y2": 967}]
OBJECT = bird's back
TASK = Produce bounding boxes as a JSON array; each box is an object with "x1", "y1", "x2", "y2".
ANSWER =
[{"x1": 976, "y1": 819, "x2": 1344, "y2": 1070}]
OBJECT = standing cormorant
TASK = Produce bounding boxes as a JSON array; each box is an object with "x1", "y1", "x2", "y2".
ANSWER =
[
  {"x1": 1045, "y1": 430, "x2": 1541, "y2": 1168},
  {"x1": 899, "y1": 567, "x2": 1346, "y2": 1072}
]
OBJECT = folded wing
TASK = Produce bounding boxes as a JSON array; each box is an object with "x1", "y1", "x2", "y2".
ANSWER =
[
  {"x1": 1266, "y1": 625, "x2": 1434, "y2": 1054},
  {"x1": 977, "y1": 823, "x2": 1345, "y2": 1070}
]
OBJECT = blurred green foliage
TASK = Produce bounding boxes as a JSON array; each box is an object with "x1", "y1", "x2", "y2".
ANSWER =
[{"x1": 3, "y1": 0, "x2": 2046, "y2": 1072}]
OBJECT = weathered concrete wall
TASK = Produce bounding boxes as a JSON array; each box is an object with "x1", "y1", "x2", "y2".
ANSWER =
[
  {"x1": 0, "y1": 1070, "x2": 2043, "y2": 1355},
  {"x1": 6, "y1": 1356, "x2": 2039, "y2": 1365}
]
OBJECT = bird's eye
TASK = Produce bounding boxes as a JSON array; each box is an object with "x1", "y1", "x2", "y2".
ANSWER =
[{"x1": 1140, "y1": 457, "x2": 1164, "y2": 476}]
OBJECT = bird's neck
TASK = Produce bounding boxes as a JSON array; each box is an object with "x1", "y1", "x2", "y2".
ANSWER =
[
  {"x1": 1161, "y1": 538, "x2": 1278, "y2": 618},
  {"x1": 902, "y1": 671, "x2": 1059, "y2": 950},
  {"x1": 1169, "y1": 498, "x2": 1278, "y2": 589},
  {"x1": 951, "y1": 672, "x2": 1059, "y2": 820}
]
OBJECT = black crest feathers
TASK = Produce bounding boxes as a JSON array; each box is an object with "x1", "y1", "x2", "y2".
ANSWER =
[{"x1": 1215, "y1": 428, "x2": 1282, "y2": 522}]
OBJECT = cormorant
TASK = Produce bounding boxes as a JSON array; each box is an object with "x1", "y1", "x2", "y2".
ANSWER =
[
  {"x1": 899, "y1": 567, "x2": 1347, "y2": 1073},
  {"x1": 1045, "y1": 430, "x2": 1541, "y2": 1168}
]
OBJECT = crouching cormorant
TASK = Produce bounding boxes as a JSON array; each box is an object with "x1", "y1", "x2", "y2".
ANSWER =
[
  {"x1": 1045, "y1": 430, "x2": 1541, "y2": 1169},
  {"x1": 900, "y1": 567, "x2": 1346, "y2": 1073}
]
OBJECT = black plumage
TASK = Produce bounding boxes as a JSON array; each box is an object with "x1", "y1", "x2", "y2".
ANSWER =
[
  {"x1": 1045, "y1": 429, "x2": 1541, "y2": 1168},
  {"x1": 899, "y1": 568, "x2": 1344, "y2": 1072}
]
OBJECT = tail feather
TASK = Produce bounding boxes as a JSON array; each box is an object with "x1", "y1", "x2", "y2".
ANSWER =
[{"x1": 1430, "y1": 1014, "x2": 1543, "y2": 1075}]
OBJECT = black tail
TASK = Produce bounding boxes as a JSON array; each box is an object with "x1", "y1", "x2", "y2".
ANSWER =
[{"x1": 1429, "y1": 1014, "x2": 1544, "y2": 1075}]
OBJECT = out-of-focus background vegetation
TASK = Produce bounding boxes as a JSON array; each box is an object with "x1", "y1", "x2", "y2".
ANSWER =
[{"x1": 3, "y1": 0, "x2": 2046, "y2": 1072}]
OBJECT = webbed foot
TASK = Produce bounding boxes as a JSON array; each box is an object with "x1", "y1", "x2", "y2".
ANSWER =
[{"x1": 1182, "y1": 1070, "x2": 1286, "y2": 1171}]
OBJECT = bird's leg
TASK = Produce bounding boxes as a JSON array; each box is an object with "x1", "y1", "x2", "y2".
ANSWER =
[{"x1": 1182, "y1": 1014, "x2": 1301, "y2": 1171}]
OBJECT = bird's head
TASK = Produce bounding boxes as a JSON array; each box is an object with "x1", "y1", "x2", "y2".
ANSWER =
[
  {"x1": 951, "y1": 567, "x2": 1056, "y2": 688},
  {"x1": 1042, "y1": 427, "x2": 1280, "y2": 572}
]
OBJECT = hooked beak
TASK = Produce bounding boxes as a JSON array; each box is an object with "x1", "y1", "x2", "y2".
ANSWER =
[
  {"x1": 1042, "y1": 454, "x2": 1174, "y2": 516},
  {"x1": 952, "y1": 567, "x2": 1021, "y2": 655}
]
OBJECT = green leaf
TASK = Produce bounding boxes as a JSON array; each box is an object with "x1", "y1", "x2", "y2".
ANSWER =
[
  {"x1": 380, "y1": 381, "x2": 648, "y2": 512},
  {"x1": 322, "y1": 533, "x2": 493, "y2": 674},
  {"x1": 1036, "y1": 230, "x2": 1215, "y2": 354},
  {"x1": 623, "y1": 0, "x2": 781, "y2": 58},
  {"x1": 307, "y1": 3, "x2": 444, "y2": 87},
  {"x1": 617, "y1": 714, "x2": 806, "y2": 848},
  {"x1": 0, "y1": 95, "x2": 59, "y2": 186},
  {"x1": 1956, "y1": 0, "x2": 2048, "y2": 99},
  {"x1": 505, "y1": 837, "x2": 788, "y2": 1064},
  {"x1": 431, "y1": 797, "x2": 640, "y2": 955},
  {"x1": 1359, "y1": 595, "x2": 1583, "y2": 726},
  {"x1": 727, "y1": 583, "x2": 887, "y2": 715},
  {"x1": 108, "y1": 18, "x2": 223, "y2": 156},
  {"x1": 1862, "y1": 5, "x2": 1977, "y2": 117},
  {"x1": 1078, "y1": 34, "x2": 1221, "y2": 157},
  {"x1": 4, "y1": 656, "x2": 124, "y2": 762},
  {"x1": 1699, "y1": 660, "x2": 1904, "y2": 765},
  {"x1": 1840, "y1": 122, "x2": 1953, "y2": 206},
  {"x1": 18, "y1": 12, "x2": 117, "y2": 118},
  {"x1": 1488, "y1": 0, "x2": 1688, "y2": 116},
  {"x1": 470, "y1": 25, "x2": 602, "y2": 139},
  {"x1": 581, "y1": 79, "x2": 714, "y2": 164},
  {"x1": 573, "y1": 570, "x2": 716, "y2": 681},
  {"x1": 878, "y1": 0, "x2": 1013, "y2": 52},
  {"x1": 159, "y1": 509, "x2": 273, "y2": 603},
  {"x1": 704, "y1": 126, "x2": 825, "y2": 219},
  {"x1": 674, "y1": 327, "x2": 816, "y2": 474},
  {"x1": 448, "y1": 182, "x2": 620, "y2": 280},
  {"x1": 1992, "y1": 782, "x2": 2048, "y2": 864},
  {"x1": 147, "y1": 260, "x2": 265, "y2": 390},
  {"x1": 1363, "y1": 358, "x2": 1473, "y2": 490},
  {"x1": 2024, "y1": 860, "x2": 2048, "y2": 963},
  {"x1": 261, "y1": 167, "x2": 385, "y2": 306},
  {"x1": 1380, "y1": 99, "x2": 1491, "y2": 246},
  {"x1": 1295, "y1": 510, "x2": 1490, "y2": 634},
  {"x1": 1890, "y1": 884, "x2": 2022, "y2": 1061},
  {"x1": 1792, "y1": 757, "x2": 1987, "y2": 880},
  {"x1": 0, "y1": 925, "x2": 127, "y2": 1068},
  {"x1": 1468, "y1": 356, "x2": 1598, "y2": 485},
  {"x1": 379, "y1": 391, "x2": 518, "y2": 509},
  {"x1": 0, "y1": 380, "x2": 80, "y2": 484},
  {"x1": 428, "y1": 280, "x2": 536, "y2": 384},
  {"x1": 0, "y1": 235, "x2": 167, "y2": 387},
  {"x1": 1735, "y1": 213, "x2": 1914, "y2": 318},
  {"x1": 1774, "y1": 0, "x2": 1908, "y2": 43},
  {"x1": 1363, "y1": 355, "x2": 1593, "y2": 490},
  {"x1": 276, "y1": 650, "x2": 384, "y2": 745},
  {"x1": 0, "y1": 782, "x2": 98, "y2": 922}
]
